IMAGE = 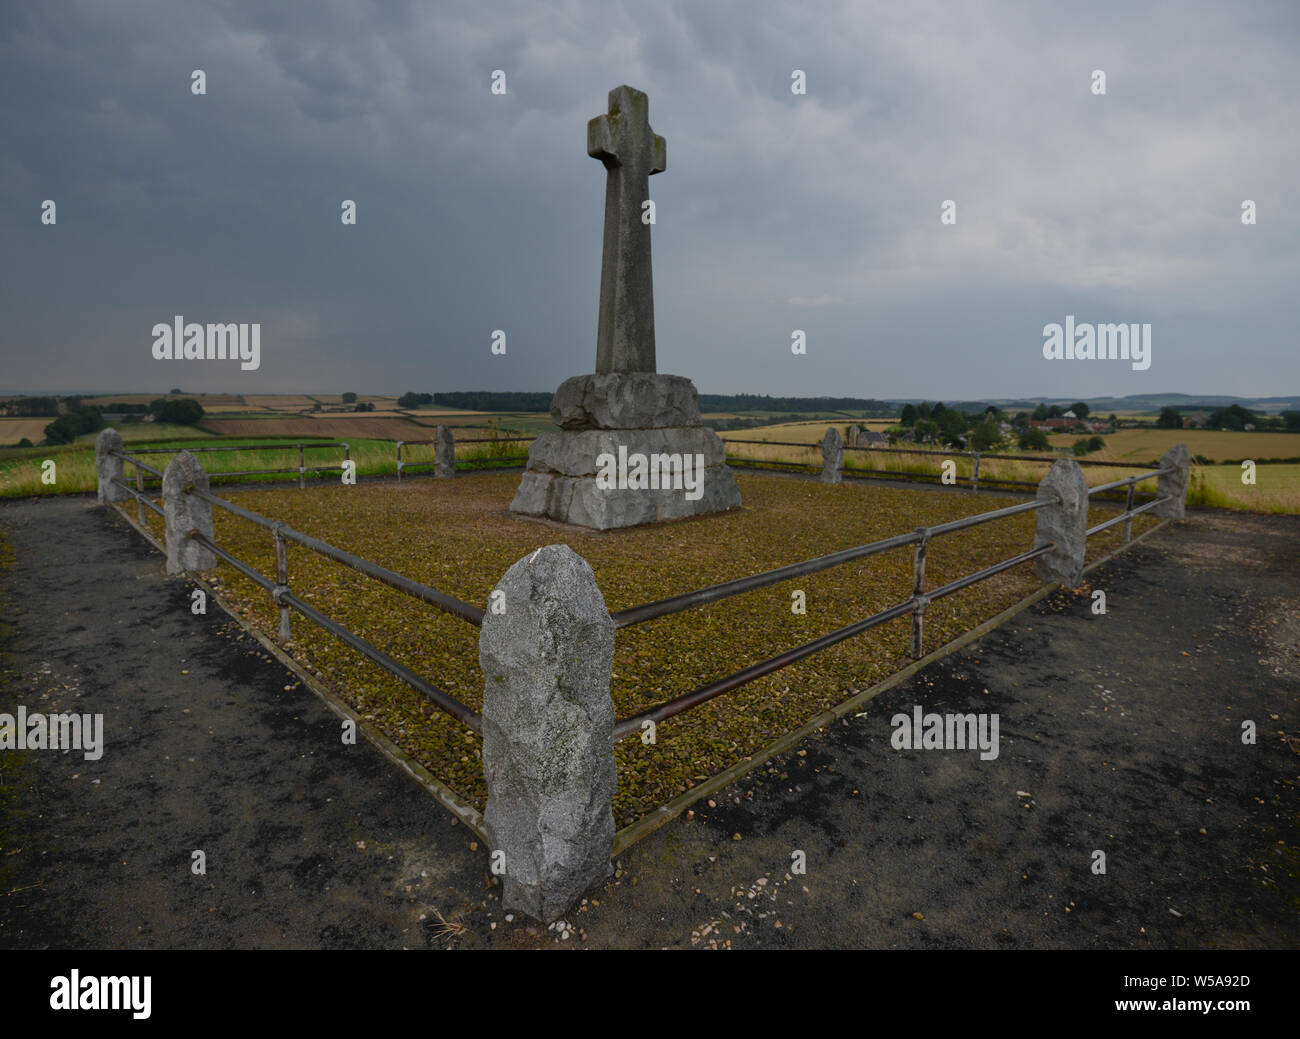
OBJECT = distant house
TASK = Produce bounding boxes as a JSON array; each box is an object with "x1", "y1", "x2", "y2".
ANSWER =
[
  {"x1": 1062, "y1": 410, "x2": 1077, "y2": 420},
  {"x1": 1185, "y1": 411, "x2": 1209, "y2": 428},
  {"x1": 855, "y1": 430, "x2": 889, "y2": 448}
]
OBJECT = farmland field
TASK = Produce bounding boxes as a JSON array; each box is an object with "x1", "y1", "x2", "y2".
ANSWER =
[
  {"x1": 204, "y1": 416, "x2": 438, "y2": 439},
  {"x1": 1052, "y1": 427, "x2": 1300, "y2": 463},
  {"x1": 1189, "y1": 463, "x2": 1300, "y2": 513},
  {"x1": 162, "y1": 471, "x2": 1155, "y2": 825},
  {"x1": 0, "y1": 418, "x2": 54, "y2": 445}
]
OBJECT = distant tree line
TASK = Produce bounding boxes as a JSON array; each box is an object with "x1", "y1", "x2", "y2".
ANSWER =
[
  {"x1": 418, "y1": 392, "x2": 902, "y2": 415},
  {"x1": 429, "y1": 392, "x2": 551, "y2": 411},
  {"x1": 1157, "y1": 404, "x2": 1299, "y2": 431},
  {"x1": 699, "y1": 394, "x2": 897, "y2": 416}
]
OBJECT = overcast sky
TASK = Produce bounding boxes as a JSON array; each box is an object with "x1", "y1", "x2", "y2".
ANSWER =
[{"x1": 2, "y1": 0, "x2": 1297, "y2": 400}]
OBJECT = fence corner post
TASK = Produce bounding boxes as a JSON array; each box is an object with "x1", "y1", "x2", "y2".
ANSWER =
[
  {"x1": 95, "y1": 428, "x2": 128, "y2": 505},
  {"x1": 435, "y1": 425, "x2": 455, "y2": 478},
  {"x1": 1154, "y1": 443, "x2": 1190, "y2": 520},
  {"x1": 479, "y1": 543, "x2": 616, "y2": 922},
  {"x1": 1034, "y1": 458, "x2": 1089, "y2": 587},
  {"x1": 820, "y1": 426, "x2": 843, "y2": 484},
  {"x1": 162, "y1": 450, "x2": 217, "y2": 577}
]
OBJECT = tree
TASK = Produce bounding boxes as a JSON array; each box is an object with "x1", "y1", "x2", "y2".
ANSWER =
[
  {"x1": 916, "y1": 402, "x2": 932, "y2": 421},
  {"x1": 900, "y1": 403, "x2": 918, "y2": 426},
  {"x1": 1283, "y1": 411, "x2": 1300, "y2": 431},
  {"x1": 1156, "y1": 406, "x2": 1183, "y2": 429},
  {"x1": 913, "y1": 419, "x2": 939, "y2": 443},
  {"x1": 398, "y1": 391, "x2": 434, "y2": 409},
  {"x1": 43, "y1": 405, "x2": 104, "y2": 445},
  {"x1": 1208, "y1": 403, "x2": 1255, "y2": 430},
  {"x1": 1012, "y1": 411, "x2": 1029, "y2": 429},
  {"x1": 1072, "y1": 438, "x2": 1091, "y2": 456},
  {"x1": 151, "y1": 398, "x2": 205, "y2": 426},
  {"x1": 1070, "y1": 402, "x2": 1090, "y2": 419},
  {"x1": 940, "y1": 408, "x2": 967, "y2": 437},
  {"x1": 342, "y1": 392, "x2": 357, "y2": 404},
  {"x1": 354, "y1": 401, "x2": 375, "y2": 412},
  {"x1": 1031, "y1": 403, "x2": 1049, "y2": 421},
  {"x1": 1047, "y1": 404, "x2": 1064, "y2": 418},
  {"x1": 969, "y1": 417, "x2": 1003, "y2": 451},
  {"x1": 17, "y1": 437, "x2": 32, "y2": 448},
  {"x1": 1087, "y1": 436, "x2": 1106, "y2": 452},
  {"x1": 1018, "y1": 428, "x2": 1050, "y2": 451}
]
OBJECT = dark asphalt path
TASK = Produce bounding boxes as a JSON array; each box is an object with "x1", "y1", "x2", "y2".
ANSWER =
[
  {"x1": 0, "y1": 495, "x2": 485, "y2": 949},
  {"x1": 1, "y1": 495, "x2": 1297, "y2": 949}
]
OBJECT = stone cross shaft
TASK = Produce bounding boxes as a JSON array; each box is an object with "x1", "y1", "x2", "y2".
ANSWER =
[{"x1": 588, "y1": 85, "x2": 666, "y2": 374}]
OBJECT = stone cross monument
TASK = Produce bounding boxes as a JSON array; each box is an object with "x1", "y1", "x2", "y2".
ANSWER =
[{"x1": 511, "y1": 85, "x2": 742, "y2": 529}]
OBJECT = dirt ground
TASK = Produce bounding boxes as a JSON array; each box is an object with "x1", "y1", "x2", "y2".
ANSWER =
[{"x1": 0, "y1": 495, "x2": 1296, "y2": 949}]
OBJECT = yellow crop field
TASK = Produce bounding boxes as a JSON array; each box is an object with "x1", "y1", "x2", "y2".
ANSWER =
[
  {"x1": 1052, "y1": 427, "x2": 1300, "y2": 463},
  {"x1": 0, "y1": 419, "x2": 53, "y2": 445},
  {"x1": 1189, "y1": 464, "x2": 1300, "y2": 513}
]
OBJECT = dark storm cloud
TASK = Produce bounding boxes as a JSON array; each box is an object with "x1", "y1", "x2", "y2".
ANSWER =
[{"x1": 1, "y1": 0, "x2": 1297, "y2": 399}]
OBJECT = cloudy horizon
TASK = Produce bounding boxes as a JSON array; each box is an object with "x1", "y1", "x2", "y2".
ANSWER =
[{"x1": 2, "y1": 0, "x2": 1297, "y2": 400}]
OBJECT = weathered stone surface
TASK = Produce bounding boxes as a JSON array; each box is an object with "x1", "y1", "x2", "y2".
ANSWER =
[
  {"x1": 509, "y1": 85, "x2": 743, "y2": 529},
  {"x1": 1034, "y1": 458, "x2": 1089, "y2": 586},
  {"x1": 525, "y1": 427, "x2": 727, "y2": 477},
  {"x1": 434, "y1": 425, "x2": 455, "y2": 478},
  {"x1": 1154, "y1": 443, "x2": 1190, "y2": 520},
  {"x1": 551, "y1": 372, "x2": 701, "y2": 430},
  {"x1": 821, "y1": 426, "x2": 843, "y2": 484},
  {"x1": 162, "y1": 450, "x2": 217, "y2": 576},
  {"x1": 480, "y1": 544, "x2": 616, "y2": 922},
  {"x1": 95, "y1": 428, "x2": 128, "y2": 505},
  {"x1": 512, "y1": 465, "x2": 742, "y2": 530},
  {"x1": 846, "y1": 424, "x2": 861, "y2": 444},
  {"x1": 589, "y1": 85, "x2": 665, "y2": 374},
  {"x1": 511, "y1": 425, "x2": 741, "y2": 529}
]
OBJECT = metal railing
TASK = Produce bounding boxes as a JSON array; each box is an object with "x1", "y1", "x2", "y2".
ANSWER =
[
  {"x1": 724, "y1": 437, "x2": 1156, "y2": 496},
  {"x1": 108, "y1": 442, "x2": 1172, "y2": 751},
  {"x1": 114, "y1": 442, "x2": 351, "y2": 489},
  {"x1": 607, "y1": 465, "x2": 1172, "y2": 739},
  {"x1": 395, "y1": 435, "x2": 535, "y2": 479},
  {"x1": 175, "y1": 483, "x2": 485, "y2": 731}
]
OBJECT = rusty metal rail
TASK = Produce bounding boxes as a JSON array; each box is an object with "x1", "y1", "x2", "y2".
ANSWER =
[
  {"x1": 612, "y1": 542, "x2": 1056, "y2": 739},
  {"x1": 115, "y1": 443, "x2": 351, "y2": 489},
  {"x1": 610, "y1": 461, "x2": 1174, "y2": 740},
  {"x1": 187, "y1": 486, "x2": 484, "y2": 626}
]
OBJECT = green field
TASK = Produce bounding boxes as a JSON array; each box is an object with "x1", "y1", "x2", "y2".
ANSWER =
[{"x1": 0, "y1": 429, "x2": 532, "y2": 498}]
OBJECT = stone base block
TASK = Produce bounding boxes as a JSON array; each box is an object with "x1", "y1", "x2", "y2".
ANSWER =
[
  {"x1": 511, "y1": 427, "x2": 742, "y2": 530},
  {"x1": 551, "y1": 372, "x2": 702, "y2": 430}
]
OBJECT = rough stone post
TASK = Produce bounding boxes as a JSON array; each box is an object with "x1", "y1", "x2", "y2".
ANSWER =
[
  {"x1": 1034, "y1": 458, "x2": 1090, "y2": 587},
  {"x1": 820, "y1": 426, "x2": 843, "y2": 484},
  {"x1": 434, "y1": 425, "x2": 455, "y2": 478},
  {"x1": 1154, "y1": 443, "x2": 1190, "y2": 520},
  {"x1": 162, "y1": 450, "x2": 217, "y2": 576},
  {"x1": 479, "y1": 544, "x2": 617, "y2": 922},
  {"x1": 95, "y1": 428, "x2": 129, "y2": 505}
]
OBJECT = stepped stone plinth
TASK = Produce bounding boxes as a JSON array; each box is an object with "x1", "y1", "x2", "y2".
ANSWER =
[{"x1": 510, "y1": 85, "x2": 740, "y2": 530}]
